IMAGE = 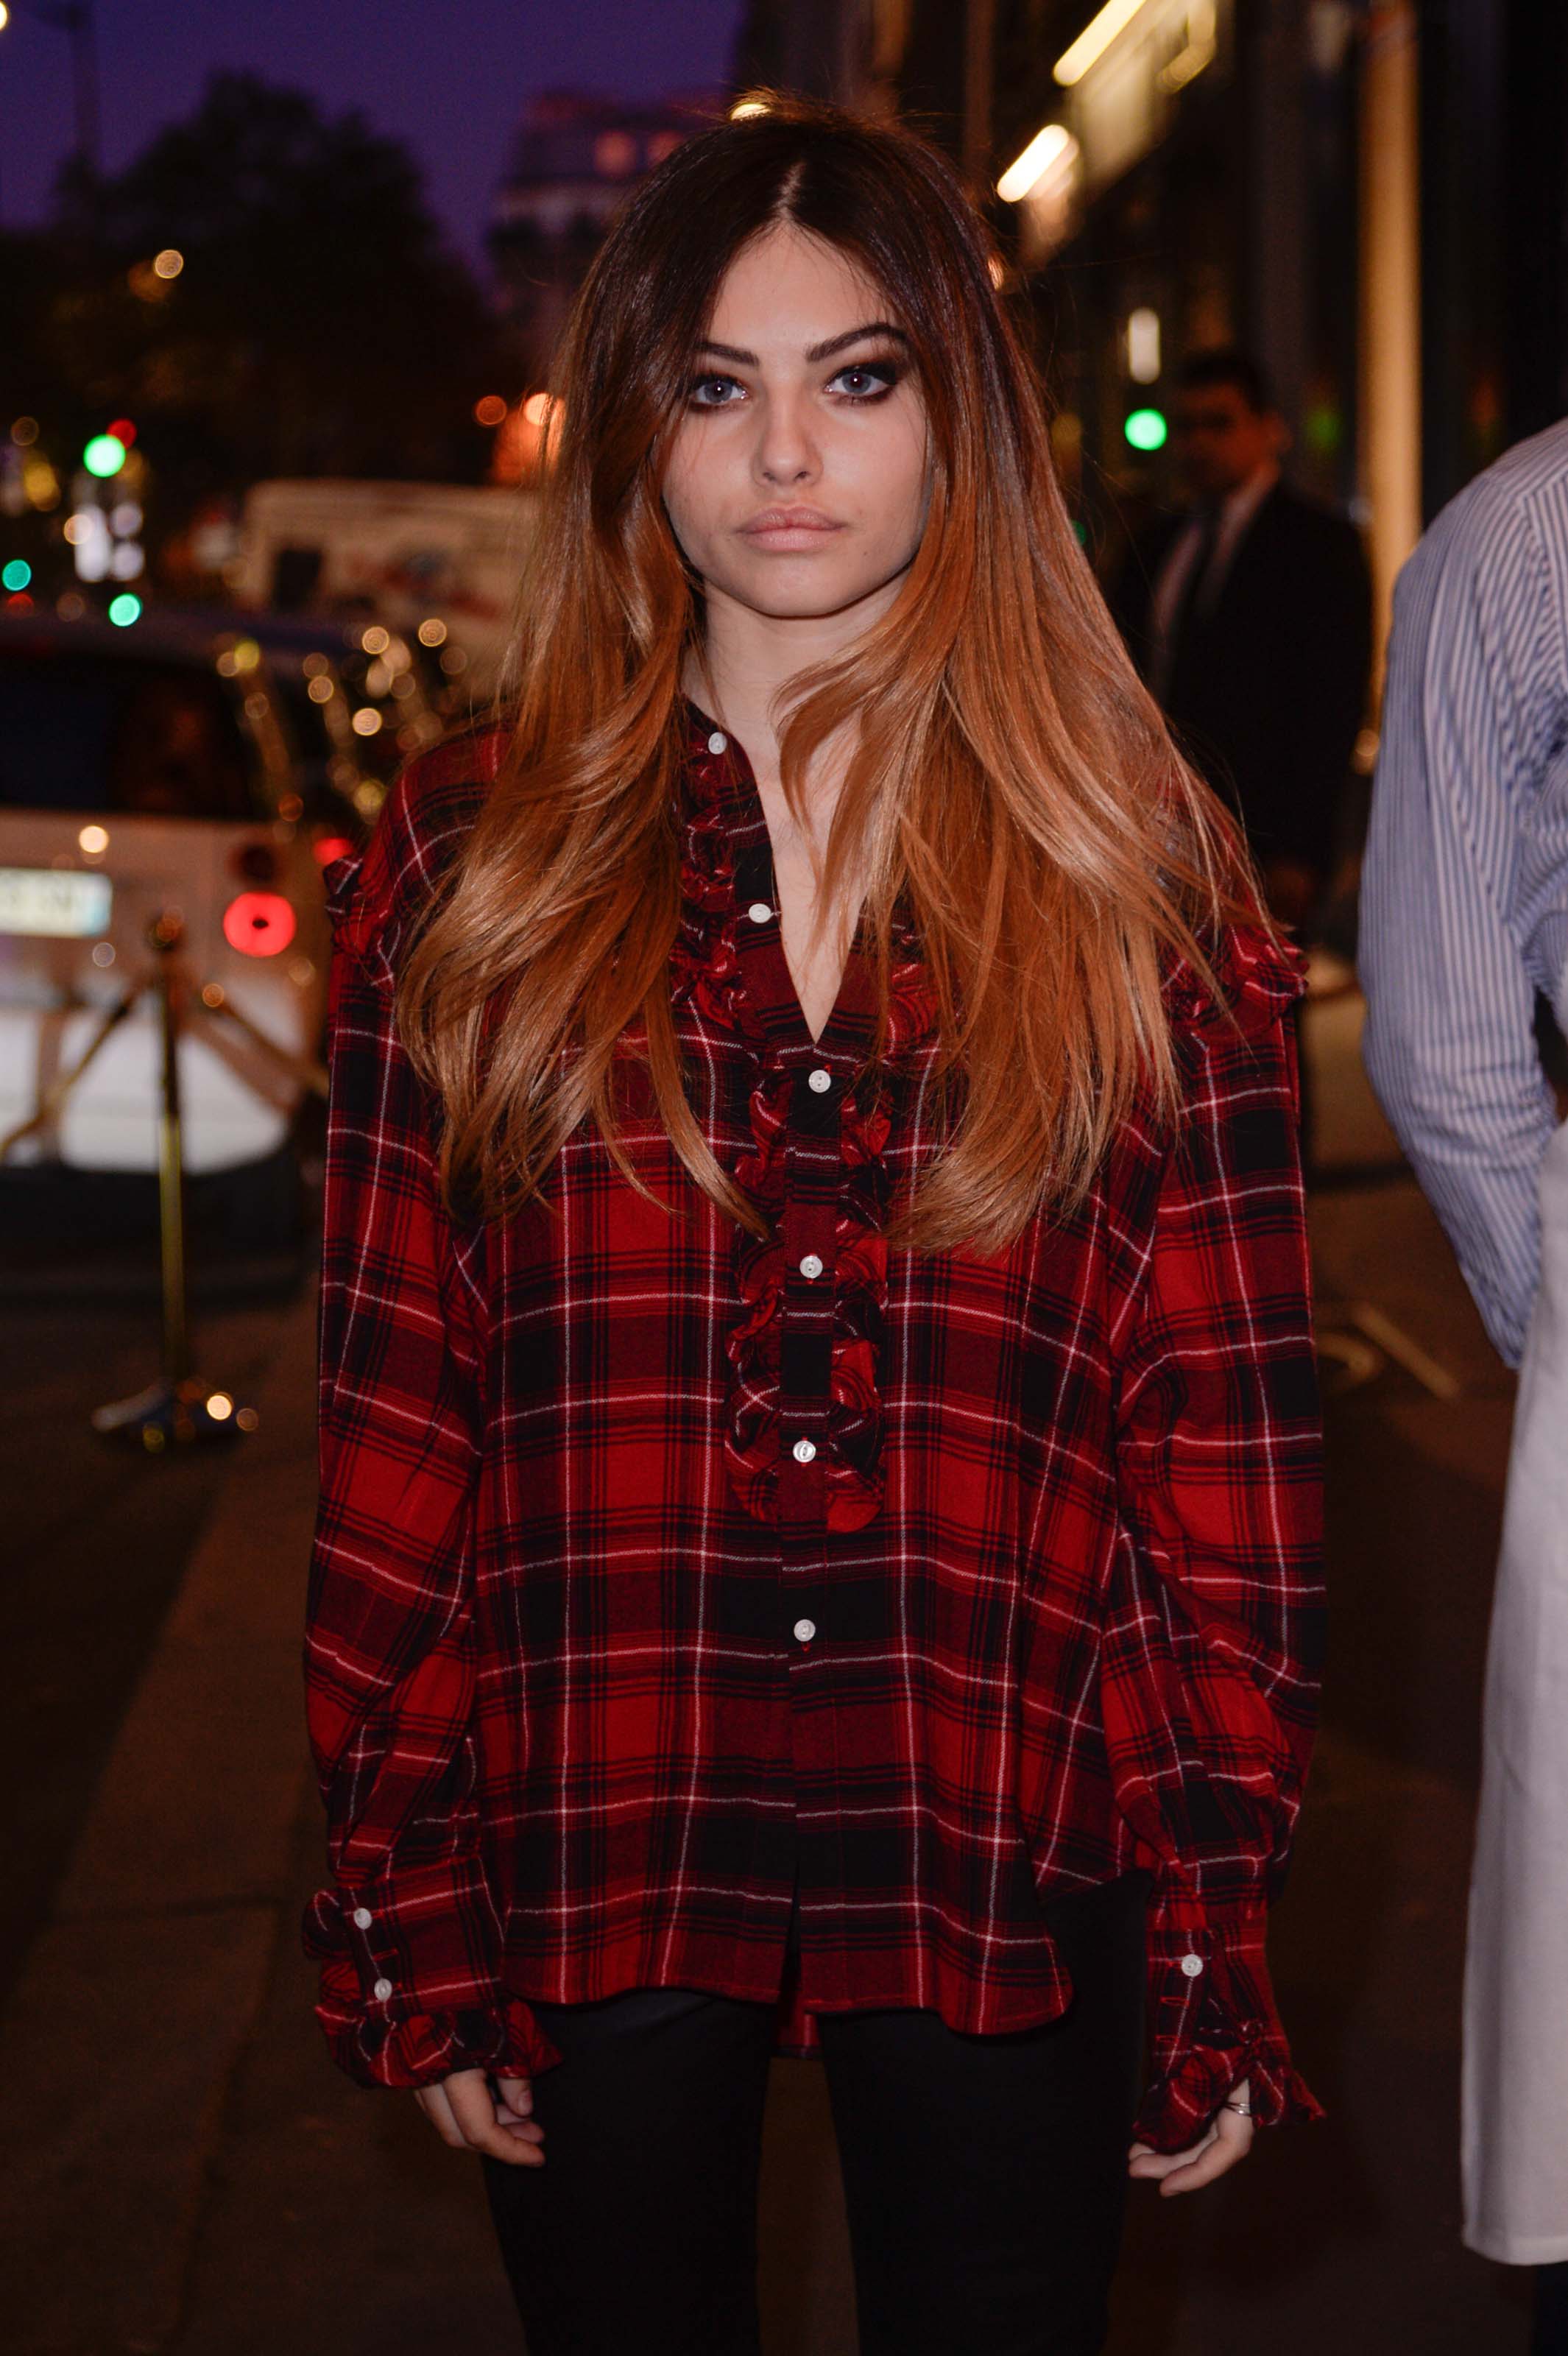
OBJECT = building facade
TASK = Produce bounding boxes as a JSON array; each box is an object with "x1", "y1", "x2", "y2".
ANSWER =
[
  {"x1": 488, "y1": 92, "x2": 716, "y2": 390},
  {"x1": 736, "y1": 0, "x2": 1568, "y2": 643}
]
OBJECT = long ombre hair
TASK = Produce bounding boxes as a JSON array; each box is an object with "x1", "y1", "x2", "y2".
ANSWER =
[{"x1": 400, "y1": 96, "x2": 1260, "y2": 1253}]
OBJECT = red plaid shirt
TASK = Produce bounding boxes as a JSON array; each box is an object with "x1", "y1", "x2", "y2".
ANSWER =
[{"x1": 304, "y1": 710, "x2": 1324, "y2": 2152}]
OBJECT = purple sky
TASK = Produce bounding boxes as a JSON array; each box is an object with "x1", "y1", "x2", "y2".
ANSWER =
[{"x1": 0, "y1": 0, "x2": 746, "y2": 278}]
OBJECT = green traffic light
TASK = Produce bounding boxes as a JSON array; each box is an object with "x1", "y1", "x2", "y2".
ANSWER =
[
  {"x1": 1, "y1": 559, "x2": 31, "y2": 591},
  {"x1": 1124, "y1": 407, "x2": 1168, "y2": 453},
  {"x1": 83, "y1": 434, "x2": 127, "y2": 479},
  {"x1": 107, "y1": 593, "x2": 142, "y2": 627}
]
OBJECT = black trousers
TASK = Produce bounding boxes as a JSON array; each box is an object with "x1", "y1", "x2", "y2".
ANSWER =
[
  {"x1": 483, "y1": 1871, "x2": 1150, "y2": 2356},
  {"x1": 1536, "y1": 2262, "x2": 1568, "y2": 2356}
]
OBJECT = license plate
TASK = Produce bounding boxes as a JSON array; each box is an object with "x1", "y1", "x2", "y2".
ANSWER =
[{"x1": 0, "y1": 866, "x2": 114, "y2": 939}]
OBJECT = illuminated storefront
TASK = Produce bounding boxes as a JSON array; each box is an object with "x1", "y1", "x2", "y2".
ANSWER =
[{"x1": 751, "y1": 0, "x2": 1568, "y2": 627}]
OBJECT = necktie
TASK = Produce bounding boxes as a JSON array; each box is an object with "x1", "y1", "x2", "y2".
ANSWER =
[{"x1": 1155, "y1": 503, "x2": 1221, "y2": 705}]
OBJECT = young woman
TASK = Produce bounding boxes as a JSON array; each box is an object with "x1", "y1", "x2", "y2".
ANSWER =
[{"x1": 304, "y1": 98, "x2": 1324, "y2": 2356}]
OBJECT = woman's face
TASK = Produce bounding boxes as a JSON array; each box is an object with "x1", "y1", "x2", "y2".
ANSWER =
[{"x1": 663, "y1": 224, "x2": 932, "y2": 631}]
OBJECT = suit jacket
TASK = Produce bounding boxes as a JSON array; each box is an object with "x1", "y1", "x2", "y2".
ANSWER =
[{"x1": 1110, "y1": 480, "x2": 1373, "y2": 879}]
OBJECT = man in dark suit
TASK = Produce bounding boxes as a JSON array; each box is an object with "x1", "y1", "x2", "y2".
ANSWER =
[{"x1": 1111, "y1": 348, "x2": 1373, "y2": 936}]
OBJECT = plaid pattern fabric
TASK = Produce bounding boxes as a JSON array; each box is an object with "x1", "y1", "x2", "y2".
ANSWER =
[{"x1": 304, "y1": 710, "x2": 1324, "y2": 2151}]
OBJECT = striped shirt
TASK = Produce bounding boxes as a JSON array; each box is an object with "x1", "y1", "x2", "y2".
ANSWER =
[{"x1": 1360, "y1": 421, "x2": 1568, "y2": 1366}]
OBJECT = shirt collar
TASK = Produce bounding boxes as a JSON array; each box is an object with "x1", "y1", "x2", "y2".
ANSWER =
[{"x1": 680, "y1": 694, "x2": 756, "y2": 816}]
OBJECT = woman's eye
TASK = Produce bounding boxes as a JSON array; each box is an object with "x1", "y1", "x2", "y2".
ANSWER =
[
  {"x1": 827, "y1": 361, "x2": 900, "y2": 400},
  {"x1": 688, "y1": 374, "x2": 746, "y2": 409}
]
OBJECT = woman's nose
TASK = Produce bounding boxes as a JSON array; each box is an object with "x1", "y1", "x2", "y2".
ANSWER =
[{"x1": 755, "y1": 394, "x2": 819, "y2": 487}]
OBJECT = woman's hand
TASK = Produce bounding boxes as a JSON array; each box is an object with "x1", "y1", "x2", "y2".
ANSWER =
[
  {"x1": 414, "y1": 2069, "x2": 545, "y2": 2166},
  {"x1": 1127, "y1": 2078, "x2": 1254, "y2": 2196}
]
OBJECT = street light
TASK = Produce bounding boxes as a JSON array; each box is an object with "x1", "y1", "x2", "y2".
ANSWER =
[
  {"x1": 82, "y1": 431, "x2": 127, "y2": 478},
  {"x1": 997, "y1": 122, "x2": 1075, "y2": 203}
]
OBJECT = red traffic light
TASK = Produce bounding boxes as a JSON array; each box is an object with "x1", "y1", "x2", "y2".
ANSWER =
[{"x1": 107, "y1": 417, "x2": 138, "y2": 448}]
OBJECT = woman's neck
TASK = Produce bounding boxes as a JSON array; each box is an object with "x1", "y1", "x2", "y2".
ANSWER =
[{"x1": 685, "y1": 578, "x2": 897, "y2": 830}]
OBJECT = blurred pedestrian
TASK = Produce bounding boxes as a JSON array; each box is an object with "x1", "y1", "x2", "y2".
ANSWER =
[
  {"x1": 1112, "y1": 351, "x2": 1372, "y2": 1164},
  {"x1": 303, "y1": 101, "x2": 1324, "y2": 2356},
  {"x1": 1360, "y1": 419, "x2": 1568, "y2": 2351},
  {"x1": 1113, "y1": 349, "x2": 1372, "y2": 934}
]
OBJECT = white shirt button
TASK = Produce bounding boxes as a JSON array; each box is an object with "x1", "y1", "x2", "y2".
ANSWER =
[
  {"x1": 707, "y1": 730, "x2": 727, "y2": 754},
  {"x1": 747, "y1": 900, "x2": 772, "y2": 924},
  {"x1": 351, "y1": 1906, "x2": 373, "y2": 1929},
  {"x1": 808, "y1": 1068, "x2": 832, "y2": 1093},
  {"x1": 791, "y1": 1436, "x2": 817, "y2": 1463},
  {"x1": 793, "y1": 1618, "x2": 816, "y2": 1644},
  {"x1": 372, "y1": 1977, "x2": 394, "y2": 2001},
  {"x1": 1179, "y1": 1953, "x2": 1204, "y2": 1978},
  {"x1": 799, "y1": 1253, "x2": 824, "y2": 1280}
]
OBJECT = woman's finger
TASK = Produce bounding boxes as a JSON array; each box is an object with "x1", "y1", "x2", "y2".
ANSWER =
[
  {"x1": 1127, "y1": 2078, "x2": 1254, "y2": 2185},
  {"x1": 447, "y1": 2068, "x2": 545, "y2": 2165},
  {"x1": 490, "y1": 2074, "x2": 543, "y2": 2145},
  {"x1": 1127, "y1": 2126, "x2": 1217, "y2": 2181},
  {"x1": 414, "y1": 2081, "x2": 467, "y2": 2151},
  {"x1": 1155, "y1": 2110, "x2": 1254, "y2": 2197}
]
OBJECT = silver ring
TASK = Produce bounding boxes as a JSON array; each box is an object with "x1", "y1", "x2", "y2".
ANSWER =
[{"x1": 1223, "y1": 2100, "x2": 1252, "y2": 2117}]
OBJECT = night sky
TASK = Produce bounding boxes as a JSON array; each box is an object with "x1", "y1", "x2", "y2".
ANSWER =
[{"x1": 0, "y1": 0, "x2": 747, "y2": 278}]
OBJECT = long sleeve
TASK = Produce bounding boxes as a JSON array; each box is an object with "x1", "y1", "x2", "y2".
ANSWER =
[
  {"x1": 1107, "y1": 932, "x2": 1326, "y2": 2150},
  {"x1": 1360, "y1": 493, "x2": 1567, "y2": 1366},
  {"x1": 303, "y1": 770, "x2": 557, "y2": 2090}
]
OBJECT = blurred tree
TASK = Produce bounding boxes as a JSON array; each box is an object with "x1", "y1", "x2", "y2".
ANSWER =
[
  {"x1": 38, "y1": 71, "x2": 506, "y2": 522},
  {"x1": 0, "y1": 228, "x2": 79, "y2": 426}
]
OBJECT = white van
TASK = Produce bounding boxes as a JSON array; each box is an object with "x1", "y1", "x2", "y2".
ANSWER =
[
  {"x1": 0, "y1": 609, "x2": 331, "y2": 1185},
  {"x1": 235, "y1": 478, "x2": 537, "y2": 699}
]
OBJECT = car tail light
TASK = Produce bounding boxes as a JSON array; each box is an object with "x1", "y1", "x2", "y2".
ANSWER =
[
  {"x1": 233, "y1": 840, "x2": 278, "y2": 884},
  {"x1": 222, "y1": 891, "x2": 296, "y2": 957}
]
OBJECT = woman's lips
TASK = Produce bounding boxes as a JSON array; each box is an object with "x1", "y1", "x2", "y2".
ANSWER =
[{"x1": 738, "y1": 509, "x2": 844, "y2": 549}]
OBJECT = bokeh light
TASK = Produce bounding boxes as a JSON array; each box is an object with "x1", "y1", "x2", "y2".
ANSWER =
[{"x1": 1123, "y1": 407, "x2": 1169, "y2": 452}]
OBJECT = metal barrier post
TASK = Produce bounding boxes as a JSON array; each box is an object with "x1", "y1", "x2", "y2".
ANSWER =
[
  {"x1": 152, "y1": 911, "x2": 191, "y2": 1387},
  {"x1": 90, "y1": 910, "x2": 256, "y2": 1452}
]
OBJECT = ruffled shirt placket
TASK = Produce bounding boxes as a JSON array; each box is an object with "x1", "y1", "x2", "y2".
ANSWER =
[{"x1": 668, "y1": 716, "x2": 935, "y2": 1639}]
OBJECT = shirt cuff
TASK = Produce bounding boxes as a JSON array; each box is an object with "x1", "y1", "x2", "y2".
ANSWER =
[
  {"x1": 303, "y1": 1852, "x2": 561, "y2": 2090},
  {"x1": 1134, "y1": 1892, "x2": 1324, "y2": 2152}
]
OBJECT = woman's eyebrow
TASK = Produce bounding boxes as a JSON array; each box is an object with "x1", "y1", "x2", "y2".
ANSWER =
[{"x1": 696, "y1": 322, "x2": 911, "y2": 368}]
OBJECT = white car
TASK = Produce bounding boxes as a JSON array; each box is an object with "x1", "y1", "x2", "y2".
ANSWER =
[{"x1": 0, "y1": 608, "x2": 332, "y2": 1191}]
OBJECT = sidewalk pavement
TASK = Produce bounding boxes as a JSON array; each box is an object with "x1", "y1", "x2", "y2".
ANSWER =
[
  {"x1": 0, "y1": 995, "x2": 1542, "y2": 2352},
  {"x1": 0, "y1": 1284, "x2": 861, "y2": 2356}
]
